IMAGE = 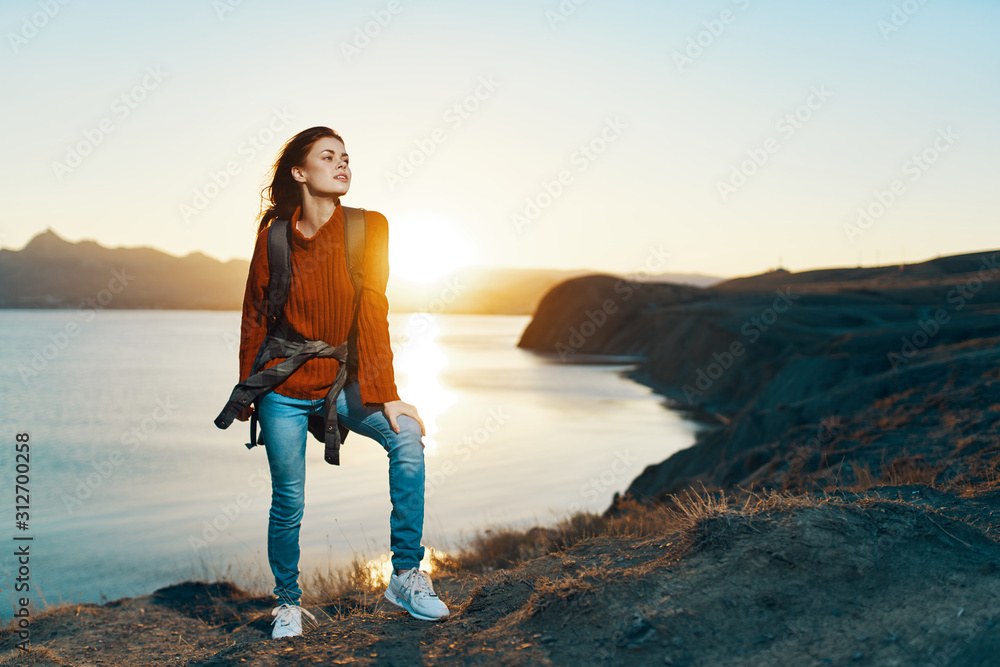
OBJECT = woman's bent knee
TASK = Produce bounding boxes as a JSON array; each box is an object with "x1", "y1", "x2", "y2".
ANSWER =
[
  {"x1": 397, "y1": 415, "x2": 423, "y2": 445},
  {"x1": 387, "y1": 416, "x2": 424, "y2": 464}
]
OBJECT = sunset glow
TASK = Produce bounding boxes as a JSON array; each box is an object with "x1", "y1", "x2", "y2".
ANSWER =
[
  {"x1": 392, "y1": 313, "x2": 457, "y2": 455},
  {"x1": 388, "y1": 214, "x2": 476, "y2": 284}
]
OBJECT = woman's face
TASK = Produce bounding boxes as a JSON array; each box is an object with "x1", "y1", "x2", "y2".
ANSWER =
[{"x1": 291, "y1": 136, "x2": 351, "y2": 198}]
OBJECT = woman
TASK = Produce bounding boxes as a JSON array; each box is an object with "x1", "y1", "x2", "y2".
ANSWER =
[{"x1": 234, "y1": 126, "x2": 449, "y2": 638}]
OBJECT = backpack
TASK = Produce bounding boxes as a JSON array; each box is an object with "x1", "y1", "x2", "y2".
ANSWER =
[
  {"x1": 260, "y1": 206, "x2": 368, "y2": 374},
  {"x1": 244, "y1": 205, "x2": 369, "y2": 452}
]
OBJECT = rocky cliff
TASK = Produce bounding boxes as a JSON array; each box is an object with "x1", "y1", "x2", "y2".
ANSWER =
[{"x1": 518, "y1": 250, "x2": 1000, "y2": 500}]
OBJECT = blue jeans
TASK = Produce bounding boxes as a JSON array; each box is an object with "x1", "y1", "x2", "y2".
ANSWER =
[{"x1": 256, "y1": 380, "x2": 425, "y2": 606}]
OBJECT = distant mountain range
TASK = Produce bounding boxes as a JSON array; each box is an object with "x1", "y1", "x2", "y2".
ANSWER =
[{"x1": 0, "y1": 229, "x2": 722, "y2": 314}]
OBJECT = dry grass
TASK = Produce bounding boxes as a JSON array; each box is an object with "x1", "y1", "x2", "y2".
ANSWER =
[
  {"x1": 833, "y1": 453, "x2": 946, "y2": 492},
  {"x1": 846, "y1": 461, "x2": 880, "y2": 491},
  {"x1": 299, "y1": 553, "x2": 384, "y2": 618},
  {"x1": 432, "y1": 514, "x2": 609, "y2": 574},
  {"x1": 178, "y1": 450, "x2": 1000, "y2": 620},
  {"x1": 944, "y1": 445, "x2": 1000, "y2": 497},
  {"x1": 26, "y1": 485, "x2": 792, "y2": 629},
  {"x1": 881, "y1": 456, "x2": 942, "y2": 486},
  {"x1": 0, "y1": 644, "x2": 72, "y2": 666},
  {"x1": 434, "y1": 485, "x2": 825, "y2": 574}
]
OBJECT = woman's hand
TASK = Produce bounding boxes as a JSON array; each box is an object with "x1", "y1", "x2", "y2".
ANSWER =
[
  {"x1": 382, "y1": 399, "x2": 426, "y2": 439},
  {"x1": 236, "y1": 404, "x2": 253, "y2": 422}
]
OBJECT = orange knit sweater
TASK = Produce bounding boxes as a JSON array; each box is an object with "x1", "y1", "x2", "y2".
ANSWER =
[{"x1": 238, "y1": 204, "x2": 401, "y2": 405}]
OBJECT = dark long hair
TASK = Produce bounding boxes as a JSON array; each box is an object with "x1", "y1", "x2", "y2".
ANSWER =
[{"x1": 257, "y1": 126, "x2": 345, "y2": 234}]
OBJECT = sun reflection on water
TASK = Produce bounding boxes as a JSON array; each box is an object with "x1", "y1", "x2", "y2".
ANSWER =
[
  {"x1": 394, "y1": 313, "x2": 457, "y2": 456},
  {"x1": 363, "y1": 546, "x2": 447, "y2": 587}
]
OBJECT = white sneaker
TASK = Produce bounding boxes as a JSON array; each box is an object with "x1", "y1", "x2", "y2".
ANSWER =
[
  {"x1": 270, "y1": 603, "x2": 316, "y2": 639},
  {"x1": 384, "y1": 567, "x2": 450, "y2": 621}
]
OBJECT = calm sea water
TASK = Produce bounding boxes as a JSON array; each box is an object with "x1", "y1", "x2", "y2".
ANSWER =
[{"x1": 0, "y1": 310, "x2": 704, "y2": 619}]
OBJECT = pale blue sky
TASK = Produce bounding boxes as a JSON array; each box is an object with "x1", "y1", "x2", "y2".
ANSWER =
[{"x1": 1, "y1": 0, "x2": 997, "y2": 278}]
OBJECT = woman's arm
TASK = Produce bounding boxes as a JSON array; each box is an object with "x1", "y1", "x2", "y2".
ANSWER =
[
  {"x1": 357, "y1": 211, "x2": 402, "y2": 405},
  {"x1": 357, "y1": 211, "x2": 425, "y2": 437},
  {"x1": 235, "y1": 229, "x2": 270, "y2": 420}
]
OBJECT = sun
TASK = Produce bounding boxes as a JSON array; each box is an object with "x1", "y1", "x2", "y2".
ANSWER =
[{"x1": 388, "y1": 214, "x2": 476, "y2": 283}]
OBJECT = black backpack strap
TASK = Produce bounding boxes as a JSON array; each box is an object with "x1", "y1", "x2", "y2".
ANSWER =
[
  {"x1": 266, "y1": 218, "x2": 293, "y2": 334},
  {"x1": 343, "y1": 206, "x2": 367, "y2": 293},
  {"x1": 342, "y1": 207, "x2": 368, "y2": 375},
  {"x1": 247, "y1": 219, "x2": 292, "y2": 378},
  {"x1": 239, "y1": 218, "x2": 292, "y2": 449}
]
